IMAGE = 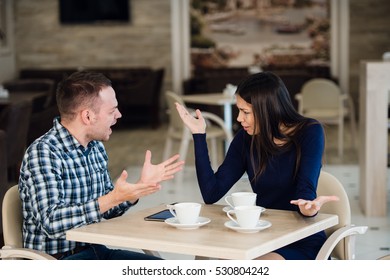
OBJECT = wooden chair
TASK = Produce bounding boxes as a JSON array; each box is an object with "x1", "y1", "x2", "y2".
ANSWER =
[
  {"x1": 315, "y1": 171, "x2": 367, "y2": 260},
  {"x1": 377, "y1": 254, "x2": 390, "y2": 260},
  {"x1": 295, "y1": 78, "x2": 357, "y2": 158},
  {"x1": 0, "y1": 130, "x2": 8, "y2": 248},
  {"x1": 0, "y1": 185, "x2": 55, "y2": 259}
]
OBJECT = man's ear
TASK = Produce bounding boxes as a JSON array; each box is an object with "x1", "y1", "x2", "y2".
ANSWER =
[{"x1": 80, "y1": 109, "x2": 91, "y2": 125}]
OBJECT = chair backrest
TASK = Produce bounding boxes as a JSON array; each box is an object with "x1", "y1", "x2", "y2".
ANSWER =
[
  {"x1": 0, "y1": 130, "x2": 8, "y2": 248},
  {"x1": 1, "y1": 184, "x2": 56, "y2": 260},
  {"x1": 300, "y1": 78, "x2": 342, "y2": 110},
  {"x1": 165, "y1": 91, "x2": 188, "y2": 133},
  {"x1": 2, "y1": 184, "x2": 24, "y2": 248},
  {"x1": 0, "y1": 130, "x2": 7, "y2": 191},
  {"x1": 317, "y1": 171, "x2": 351, "y2": 259},
  {"x1": 377, "y1": 254, "x2": 390, "y2": 260}
]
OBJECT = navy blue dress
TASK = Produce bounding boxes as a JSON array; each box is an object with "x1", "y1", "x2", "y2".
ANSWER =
[{"x1": 192, "y1": 121, "x2": 326, "y2": 260}]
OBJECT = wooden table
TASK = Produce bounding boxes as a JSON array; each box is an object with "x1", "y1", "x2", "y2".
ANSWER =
[
  {"x1": 66, "y1": 204, "x2": 338, "y2": 259},
  {"x1": 182, "y1": 93, "x2": 236, "y2": 151}
]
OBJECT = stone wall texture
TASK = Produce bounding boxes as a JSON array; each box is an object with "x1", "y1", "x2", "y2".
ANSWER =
[{"x1": 14, "y1": 0, "x2": 172, "y2": 81}]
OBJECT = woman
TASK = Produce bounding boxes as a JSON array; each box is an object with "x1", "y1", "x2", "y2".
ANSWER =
[{"x1": 175, "y1": 72, "x2": 338, "y2": 260}]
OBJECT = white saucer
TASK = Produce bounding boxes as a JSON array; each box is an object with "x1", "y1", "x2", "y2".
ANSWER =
[
  {"x1": 223, "y1": 206, "x2": 266, "y2": 213},
  {"x1": 165, "y1": 217, "x2": 211, "y2": 230},
  {"x1": 224, "y1": 220, "x2": 271, "y2": 233}
]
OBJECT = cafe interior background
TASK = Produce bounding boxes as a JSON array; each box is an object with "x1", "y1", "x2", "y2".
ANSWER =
[{"x1": 0, "y1": 0, "x2": 389, "y2": 260}]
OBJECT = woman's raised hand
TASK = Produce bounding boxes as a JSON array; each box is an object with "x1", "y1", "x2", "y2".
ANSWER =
[{"x1": 175, "y1": 102, "x2": 206, "y2": 134}]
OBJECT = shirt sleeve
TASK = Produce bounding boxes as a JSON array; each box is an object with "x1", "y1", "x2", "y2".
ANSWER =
[{"x1": 98, "y1": 147, "x2": 133, "y2": 219}]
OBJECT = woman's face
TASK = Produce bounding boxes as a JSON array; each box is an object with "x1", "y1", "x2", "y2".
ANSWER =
[{"x1": 236, "y1": 94, "x2": 256, "y2": 135}]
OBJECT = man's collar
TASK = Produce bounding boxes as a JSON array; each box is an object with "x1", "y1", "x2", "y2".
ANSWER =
[{"x1": 53, "y1": 117, "x2": 98, "y2": 153}]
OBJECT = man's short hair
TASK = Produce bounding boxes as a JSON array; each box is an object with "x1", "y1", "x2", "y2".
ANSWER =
[{"x1": 56, "y1": 71, "x2": 112, "y2": 120}]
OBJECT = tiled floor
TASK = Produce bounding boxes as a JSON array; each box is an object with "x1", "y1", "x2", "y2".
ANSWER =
[{"x1": 106, "y1": 122, "x2": 390, "y2": 260}]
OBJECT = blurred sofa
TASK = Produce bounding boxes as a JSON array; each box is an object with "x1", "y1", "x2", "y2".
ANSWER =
[{"x1": 13, "y1": 67, "x2": 165, "y2": 128}]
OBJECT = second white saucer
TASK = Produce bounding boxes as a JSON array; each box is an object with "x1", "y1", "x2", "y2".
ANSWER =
[
  {"x1": 165, "y1": 217, "x2": 211, "y2": 230},
  {"x1": 223, "y1": 206, "x2": 266, "y2": 213},
  {"x1": 224, "y1": 220, "x2": 272, "y2": 233}
]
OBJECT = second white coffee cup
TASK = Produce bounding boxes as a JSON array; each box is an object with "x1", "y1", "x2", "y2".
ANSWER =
[
  {"x1": 227, "y1": 205, "x2": 262, "y2": 228},
  {"x1": 167, "y1": 202, "x2": 201, "y2": 224},
  {"x1": 225, "y1": 192, "x2": 257, "y2": 208}
]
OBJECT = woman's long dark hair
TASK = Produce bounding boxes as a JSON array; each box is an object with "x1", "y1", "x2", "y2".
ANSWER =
[{"x1": 236, "y1": 71, "x2": 315, "y2": 181}]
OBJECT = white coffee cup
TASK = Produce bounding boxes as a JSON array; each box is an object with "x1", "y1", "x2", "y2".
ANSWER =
[
  {"x1": 225, "y1": 192, "x2": 257, "y2": 208},
  {"x1": 167, "y1": 202, "x2": 201, "y2": 224},
  {"x1": 227, "y1": 205, "x2": 262, "y2": 228}
]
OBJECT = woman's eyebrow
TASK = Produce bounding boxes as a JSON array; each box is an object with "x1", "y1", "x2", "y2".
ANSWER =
[{"x1": 237, "y1": 106, "x2": 249, "y2": 111}]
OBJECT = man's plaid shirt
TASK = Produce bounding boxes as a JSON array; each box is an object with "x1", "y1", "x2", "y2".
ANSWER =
[{"x1": 19, "y1": 118, "x2": 133, "y2": 254}]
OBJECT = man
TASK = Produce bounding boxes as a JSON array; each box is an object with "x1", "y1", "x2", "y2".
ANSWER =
[{"x1": 18, "y1": 71, "x2": 184, "y2": 260}]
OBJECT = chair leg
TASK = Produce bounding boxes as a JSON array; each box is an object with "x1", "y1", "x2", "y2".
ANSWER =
[
  {"x1": 210, "y1": 138, "x2": 218, "y2": 170},
  {"x1": 176, "y1": 138, "x2": 190, "y2": 186},
  {"x1": 349, "y1": 111, "x2": 358, "y2": 150},
  {"x1": 338, "y1": 120, "x2": 344, "y2": 158},
  {"x1": 350, "y1": 117, "x2": 358, "y2": 150},
  {"x1": 163, "y1": 138, "x2": 173, "y2": 161}
]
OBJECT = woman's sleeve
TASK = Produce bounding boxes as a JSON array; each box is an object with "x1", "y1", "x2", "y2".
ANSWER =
[
  {"x1": 192, "y1": 131, "x2": 247, "y2": 204},
  {"x1": 294, "y1": 122, "x2": 325, "y2": 201}
]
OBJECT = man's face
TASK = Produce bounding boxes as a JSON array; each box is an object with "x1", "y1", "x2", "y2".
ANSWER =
[{"x1": 86, "y1": 86, "x2": 122, "y2": 142}]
